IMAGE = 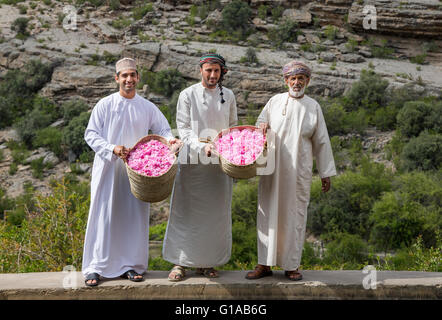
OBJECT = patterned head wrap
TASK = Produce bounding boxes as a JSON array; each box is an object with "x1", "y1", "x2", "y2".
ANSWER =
[
  {"x1": 282, "y1": 60, "x2": 311, "y2": 78},
  {"x1": 116, "y1": 57, "x2": 137, "y2": 74},
  {"x1": 199, "y1": 53, "x2": 228, "y2": 103}
]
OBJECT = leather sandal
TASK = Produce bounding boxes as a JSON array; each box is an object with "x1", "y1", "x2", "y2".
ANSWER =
[
  {"x1": 168, "y1": 265, "x2": 186, "y2": 282},
  {"x1": 85, "y1": 272, "x2": 100, "y2": 287},
  {"x1": 121, "y1": 269, "x2": 144, "y2": 282},
  {"x1": 245, "y1": 264, "x2": 273, "y2": 280},
  {"x1": 195, "y1": 267, "x2": 219, "y2": 278},
  {"x1": 285, "y1": 269, "x2": 303, "y2": 281}
]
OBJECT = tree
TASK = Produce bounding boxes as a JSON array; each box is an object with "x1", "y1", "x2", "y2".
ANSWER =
[
  {"x1": 343, "y1": 69, "x2": 389, "y2": 113},
  {"x1": 396, "y1": 100, "x2": 442, "y2": 138},
  {"x1": 400, "y1": 132, "x2": 442, "y2": 171},
  {"x1": 221, "y1": 0, "x2": 252, "y2": 39}
]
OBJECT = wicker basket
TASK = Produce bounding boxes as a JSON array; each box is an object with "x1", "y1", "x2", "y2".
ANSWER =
[
  {"x1": 212, "y1": 125, "x2": 267, "y2": 179},
  {"x1": 125, "y1": 134, "x2": 178, "y2": 203}
]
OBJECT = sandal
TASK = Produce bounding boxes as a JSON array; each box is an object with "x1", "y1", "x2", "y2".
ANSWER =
[
  {"x1": 168, "y1": 265, "x2": 186, "y2": 282},
  {"x1": 245, "y1": 264, "x2": 273, "y2": 280},
  {"x1": 121, "y1": 269, "x2": 144, "y2": 282},
  {"x1": 285, "y1": 269, "x2": 303, "y2": 281},
  {"x1": 85, "y1": 272, "x2": 100, "y2": 287},
  {"x1": 195, "y1": 267, "x2": 219, "y2": 278}
]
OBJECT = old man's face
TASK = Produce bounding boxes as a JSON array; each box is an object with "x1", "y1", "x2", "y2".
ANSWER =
[{"x1": 285, "y1": 74, "x2": 309, "y2": 92}]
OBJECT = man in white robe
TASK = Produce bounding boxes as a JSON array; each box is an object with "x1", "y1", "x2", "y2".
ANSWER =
[
  {"x1": 162, "y1": 54, "x2": 237, "y2": 281},
  {"x1": 246, "y1": 60, "x2": 336, "y2": 281},
  {"x1": 82, "y1": 58, "x2": 179, "y2": 286}
]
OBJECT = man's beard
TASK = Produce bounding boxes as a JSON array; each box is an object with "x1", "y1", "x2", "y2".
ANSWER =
[
  {"x1": 203, "y1": 77, "x2": 219, "y2": 88},
  {"x1": 289, "y1": 85, "x2": 305, "y2": 98}
]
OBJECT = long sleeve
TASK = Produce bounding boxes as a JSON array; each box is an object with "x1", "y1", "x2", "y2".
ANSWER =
[
  {"x1": 84, "y1": 101, "x2": 117, "y2": 162},
  {"x1": 312, "y1": 103, "x2": 337, "y2": 178},
  {"x1": 176, "y1": 90, "x2": 206, "y2": 153}
]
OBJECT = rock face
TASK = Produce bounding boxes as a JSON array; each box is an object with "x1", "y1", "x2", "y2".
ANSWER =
[
  {"x1": 310, "y1": 0, "x2": 442, "y2": 38},
  {"x1": 348, "y1": 1, "x2": 442, "y2": 38}
]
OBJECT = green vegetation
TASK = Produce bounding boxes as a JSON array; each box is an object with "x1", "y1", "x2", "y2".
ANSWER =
[
  {"x1": 14, "y1": 96, "x2": 60, "y2": 147},
  {"x1": 0, "y1": 179, "x2": 89, "y2": 273},
  {"x1": 206, "y1": 0, "x2": 253, "y2": 42},
  {"x1": 271, "y1": 6, "x2": 284, "y2": 22},
  {"x1": 11, "y1": 17, "x2": 30, "y2": 39},
  {"x1": 257, "y1": 4, "x2": 268, "y2": 20},
  {"x1": 410, "y1": 53, "x2": 427, "y2": 65},
  {"x1": 368, "y1": 39, "x2": 395, "y2": 59},
  {"x1": 323, "y1": 25, "x2": 338, "y2": 41},
  {"x1": 268, "y1": 19, "x2": 300, "y2": 49},
  {"x1": 63, "y1": 111, "x2": 91, "y2": 159},
  {"x1": 132, "y1": 1, "x2": 153, "y2": 20},
  {"x1": 0, "y1": 60, "x2": 54, "y2": 129},
  {"x1": 239, "y1": 47, "x2": 259, "y2": 65}
]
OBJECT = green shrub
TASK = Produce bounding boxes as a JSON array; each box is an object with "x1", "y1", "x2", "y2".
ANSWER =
[
  {"x1": 345, "y1": 39, "x2": 358, "y2": 52},
  {"x1": 0, "y1": 60, "x2": 54, "y2": 128},
  {"x1": 62, "y1": 99, "x2": 89, "y2": 122},
  {"x1": 268, "y1": 19, "x2": 299, "y2": 49},
  {"x1": 370, "y1": 39, "x2": 394, "y2": 59},
  {"x1": 2, "y1": 181, "x2": 35, "y2": 227},
  {"x1": 0, "y1": 179, "x2": 89, "y2": 272},
  {"x1": 0, "y1": 188, "x2": 14, "y2": 220},
  {"x1": 323, "y1": 233, "x2": 369, "y2": 266},
  {"x1": 110, "y1": 16, "x2": 132, "y2": 29},
  {"x1": 30, "y1": 157, "x2": 46, "y2": 179},
  {"x1": 148, "y1": 256, "x2": 174, "y2": 271},
  {"x1": 11, "y1": 17, "x2": 29, "y2": 39},
  {"x1": 271, "y1": 6, "x2": 284, "y2": 22},
  {"x1": 396, "y1": 100, "x2": 441, "y2": 138},
  {"x1": 239, "y1": 47, "x2": 259, "y2": 65},
  {"x1": 33, "y1": 127, "x2": 63, "y2": 157},
  {"x1": 344, "y1": 109, "x2": 368, "y2": 135},
  {"x1": 410, "y1": 53, "x2": 427, "y2": 65},
  {"x1": 372, "y1": 106, "x2": 398, "y2": 131},
  {"x1": 221, "y1": 0, "x2": 252, "y2": 38},
  {"x1": 400, "y1": 132, "x2": 442, "y2": 171},
  {"x1": 308, "y1": 159, "x2": 392, "y2": 240},
  {"x1": 258, "y1": 4, "x2": 268, "y2": 20},
  {"x1": 321, "y1": 101, "x2": 347, "y2": 136},
  {"x1": 225, "y1": 178, "x2": 259, "y2": 269},
  {"x1": 132, "y1": 1, "x2": 153, "y2": 20},
  {"x1": 300, "y1": 242, "x2": 321, "y2": 267},
  {"x1": 370, "y1": 171, "x2": 441, "y2": 252},
  {"x1": 139, "y1": 68, "x2": 186, "y2": 97},
  {"x1": 109, "y1": 0, "x2": 120, "y2": 11},
  {"x1": 378, "y1": 235, "x2": 441, "y2": 272},
  {"x1": 386, "y1": 84, "x2": 422, "y2": 111},
  {"x1": 323, "y1": 25, "x2": 338, "y2": 41},
  {"x1": 343, "y1": 69, "x2": 389, "y2": 113},
  {"x1": 149, "y1": 221, "x2": 167, "y2": 241},
  {"x1": 14, "y1": 96, "x2": 59, "y2": 147},
  {"x1": 63, "y1": 112, "x2": 91, "y2": 159}
]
